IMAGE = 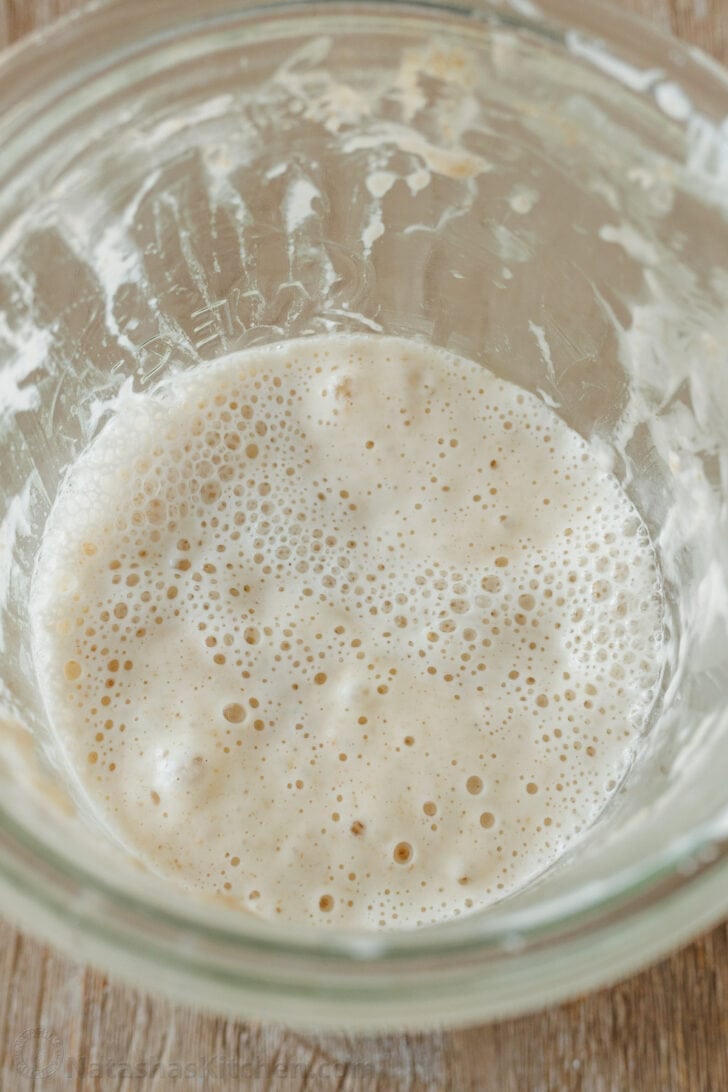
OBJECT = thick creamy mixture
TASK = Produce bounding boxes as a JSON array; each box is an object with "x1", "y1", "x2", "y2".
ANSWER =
[{"x1": 30, "y1": 336, "x2": 665, "y2": 928}]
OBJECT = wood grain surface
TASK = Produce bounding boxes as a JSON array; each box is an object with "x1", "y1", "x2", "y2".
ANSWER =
[{"x1": 1, "y1": 1, "x2": 727, "y2": 1089}]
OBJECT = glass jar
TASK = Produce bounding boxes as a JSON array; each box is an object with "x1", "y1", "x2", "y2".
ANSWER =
[{"x1": 0, "y1": 0, "x2": 727, "y2": 1029}]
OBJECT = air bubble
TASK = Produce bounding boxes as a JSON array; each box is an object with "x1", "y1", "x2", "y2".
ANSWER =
[{"x1": 223, "y1": 703, "x2": 246, "y2": 724}]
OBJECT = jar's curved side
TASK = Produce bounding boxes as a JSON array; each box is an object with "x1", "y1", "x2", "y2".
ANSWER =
[{"x1": 0, "y1": 812, "x2": 726, "y2": 1026}]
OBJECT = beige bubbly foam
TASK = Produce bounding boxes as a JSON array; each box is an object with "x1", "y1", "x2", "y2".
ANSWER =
[{"x1": 30, "y1": 335, "x2": 665, "y2": 928}]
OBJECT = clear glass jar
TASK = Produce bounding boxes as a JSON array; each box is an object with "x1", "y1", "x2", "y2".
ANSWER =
[{"x1": 0, "y1": 0, "x2": 727, "y2": 1029}]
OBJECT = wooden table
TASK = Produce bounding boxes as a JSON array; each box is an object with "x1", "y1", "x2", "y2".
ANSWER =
[{"x1": 1, "y1": 1, "x2": 726, "y2": 1088}]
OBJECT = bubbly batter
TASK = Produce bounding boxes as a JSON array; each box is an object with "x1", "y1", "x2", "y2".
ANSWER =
[{"x1": 30, "y1": 335, "x2": 665, "y2": 928}]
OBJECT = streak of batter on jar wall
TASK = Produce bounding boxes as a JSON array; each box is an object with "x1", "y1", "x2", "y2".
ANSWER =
[{"x1": 30, "y1": 335, "x2": 666, "y2": 929}]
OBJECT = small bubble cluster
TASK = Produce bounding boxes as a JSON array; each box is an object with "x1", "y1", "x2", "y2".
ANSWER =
[{"x1": 30, "y1": 335, "x2": 665, "y2": 929}]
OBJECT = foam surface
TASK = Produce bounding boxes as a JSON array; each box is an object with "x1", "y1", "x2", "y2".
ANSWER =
[{"x1": 30, "y1": 335, "x2": 665, "y2": 928}]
